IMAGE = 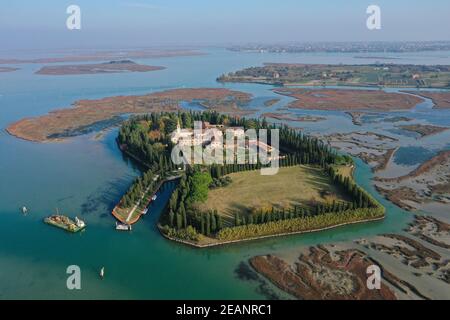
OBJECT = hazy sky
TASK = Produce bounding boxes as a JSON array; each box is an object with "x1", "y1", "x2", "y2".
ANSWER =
[{"x1": 1, "y1": 0, "x2": 449, "y2": 50}]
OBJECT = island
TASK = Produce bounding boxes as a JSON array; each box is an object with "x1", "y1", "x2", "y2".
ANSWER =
[
  {"x1": 217, "y1": 63, "x2": 450, "y2": 88},
  {"x1": 345, "y1": 112, "x2": 367, "y2": 126},
  {"x1": 0, "y1": 49, "x2": 204, "y2": 64},
  {"x1": 402, "y1": 91, "x2": 450, "y2": 109},
  {"x1": 113, "y1": 111, "x2": 385, "y2": 247},
  {"x1": 263, "y1": 98, "x2": 280, "y2": 107},
  {"x1": 6, "y1": 88, "x2": 252, "y2": 142},
  {"x1": 272, "y1": 88, "x2": 423, "y2": 111},
  {"x1": 397, "y1": 124, "x2": 449, "y2": 138},
  {"x1": 35, "y1": 60, "x2": 165, "y2": 75},
  {"x1": 249, "y1": 246, "x2": 397, "y2": 300},
  {"x1": 324, "y1": 131, "x2": 399, "y2": 173},
  {"x1": 261, "y1": 112, "x2": 325, "y2": 122},
  {"x1": 0, "y1": 67, "x2": 18, "y2": 73}
]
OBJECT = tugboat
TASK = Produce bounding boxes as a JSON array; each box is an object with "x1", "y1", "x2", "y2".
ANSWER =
[{"x1": 44, "y1": 209, "x2": 86, "y2": 233}]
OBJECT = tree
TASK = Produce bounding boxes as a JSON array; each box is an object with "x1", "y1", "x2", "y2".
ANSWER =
[
  {"x1": 200, "y1": 215, "x2": 205, "y2": 235},
  {"x1": 169, "y1": 210, "x2": 175, "y2": 227},
  {"x1": 215, "y1": 211, "x2": 222, "y2": 230},
  {"x1": 205, "y1": 213, "x2": 211, "y2": 236},
  {"x1": 211, "y1": 212, "x2": 217, "y2": 232},
  {"x1": 234, "y1": 213, "x2": 241, "y2": 226},
  {"x1": 176, "y1": 213, "x2": 182, "y2": 230},
  {"x1": 189, "y1": 171, "x2": 213, "y2": 203},
  {"x1": 179, "y1": 203, "x2": 187, "y2": 228}
]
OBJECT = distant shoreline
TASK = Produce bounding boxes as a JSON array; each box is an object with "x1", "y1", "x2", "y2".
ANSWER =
[{"x1": 0, "y1": 49, "x2": 205, "y2": 65}]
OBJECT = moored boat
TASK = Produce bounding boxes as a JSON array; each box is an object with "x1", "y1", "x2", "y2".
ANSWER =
[
  {"x1": 44, "y1": 209, "x2": 86, "y2": 233},
  {"x1": 115, "y1": 222, "x2": 132, "y2": 231}
]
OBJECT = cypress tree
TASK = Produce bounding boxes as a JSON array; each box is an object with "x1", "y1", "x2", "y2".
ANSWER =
[
  {"x1": 211, "y1": 212, "x2": 217, "y2": 232},
  {"x1": 169, "y1": 210, "x2": 175, "y2": 227},
  {"x1": 206, "y1": 213, "x2": 211, "y2": 236},
  {"x1": 176, "y1": 213, "x2": 182, "y2": 230},
  {"x1": 201, "y1": 215, "x2": 205, "y2": 235},
  {"x1": 215, "y1": 211, "x2": 222, "y2": 230}
]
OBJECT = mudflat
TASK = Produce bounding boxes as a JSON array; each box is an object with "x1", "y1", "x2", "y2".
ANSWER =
[
  {"x1": 249, "y1": 246, "x2": 396, "y2": 300},
  {"x1": 35, "y1": 60, "x2": 165, "y2": 75},
  {"x1": 374, "y1": 150, "x2": 450, "y2": 211},
  {"x1": 403, "y1": 91, "x2": 450, "y2": 109},
  {"x1": 6, "y1": 88, "x2": 252, "y2": 142},
  {"x1": 398, "y1": 124, "x2": 449, "y2": 138},
  {"x1": 273, "y1": 88, "x2": 424, "y2": 111},
  {"x1": 0, "y1": 67, "x2": 18, "y2": 72}
]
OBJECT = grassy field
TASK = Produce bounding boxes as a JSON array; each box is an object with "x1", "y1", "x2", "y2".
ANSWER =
[{"x1": 198, "y1": 165, "x2": 351, "y2": 225}]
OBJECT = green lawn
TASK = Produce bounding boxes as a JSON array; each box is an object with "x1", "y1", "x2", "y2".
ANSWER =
[{"x1": 197, "y1": 165, "x2": 351, "y2": 225}]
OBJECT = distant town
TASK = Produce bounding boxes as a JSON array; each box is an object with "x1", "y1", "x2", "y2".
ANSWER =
[{"x1": 228, "y1": 41, "x2": 450, "y2": 54}]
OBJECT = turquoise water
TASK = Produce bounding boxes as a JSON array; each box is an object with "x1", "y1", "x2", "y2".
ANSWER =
[
  {"x1": 394, "y1": 146, "x2": 436, "y2": 166},
  {"x1": 0, "y1": 48, "x2": 449, "y2": 299}
]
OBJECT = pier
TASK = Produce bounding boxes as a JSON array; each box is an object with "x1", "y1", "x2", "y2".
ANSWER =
[{"x1": 112, "y1": 175, "x2": 181, "y2": 225}]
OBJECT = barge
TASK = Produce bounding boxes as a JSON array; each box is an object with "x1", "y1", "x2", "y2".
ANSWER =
[{"x1": 44, "y1": 213, "x2": 86, "y2": 233}]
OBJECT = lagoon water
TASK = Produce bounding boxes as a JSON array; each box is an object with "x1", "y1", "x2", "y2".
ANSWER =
[{"x1": 1, "y1": 48, "x2": 450, "y2": 299}]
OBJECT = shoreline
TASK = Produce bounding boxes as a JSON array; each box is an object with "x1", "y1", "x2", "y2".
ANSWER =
[
  {"x1": 0, "y1": 49, "x2": 206, "y2": 65},
  {"x1": 111, "y1": 143, "x2": 181, "y2": 225},
  {"x1": 158, "y1": 215, "x2": 385, "y2": 248}
]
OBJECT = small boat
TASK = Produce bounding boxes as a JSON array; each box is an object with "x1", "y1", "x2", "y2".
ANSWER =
[
  {"x1": 21, "y1": 206, "x2": 28, "y2": 214},
  {"x1": 142, "y1": 208, "x2": 149, "y2": 215},
  {"x1": 151, "y1": 195, "x2": 157, "y2": 201},
  {"x1": 100, "y1": 267, "x2": 105, "y2": 279},
  {"x1": 115, "y1": 222, "x2": 132, "y2": 231}
]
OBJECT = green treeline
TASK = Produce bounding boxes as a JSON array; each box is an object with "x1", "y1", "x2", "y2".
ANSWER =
[
  {"x1": 121, "y1": 170, "x2": 159, "y2": 208},
  {"x1": 118, "y1": 110, "x2": 341, "y2": 169},
  {"x1": 217, "y1": 207, "x2": 384, "y2": 241},
  {"x1": 161, "y1": 167, "x2": 222, "y2": 240}
]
